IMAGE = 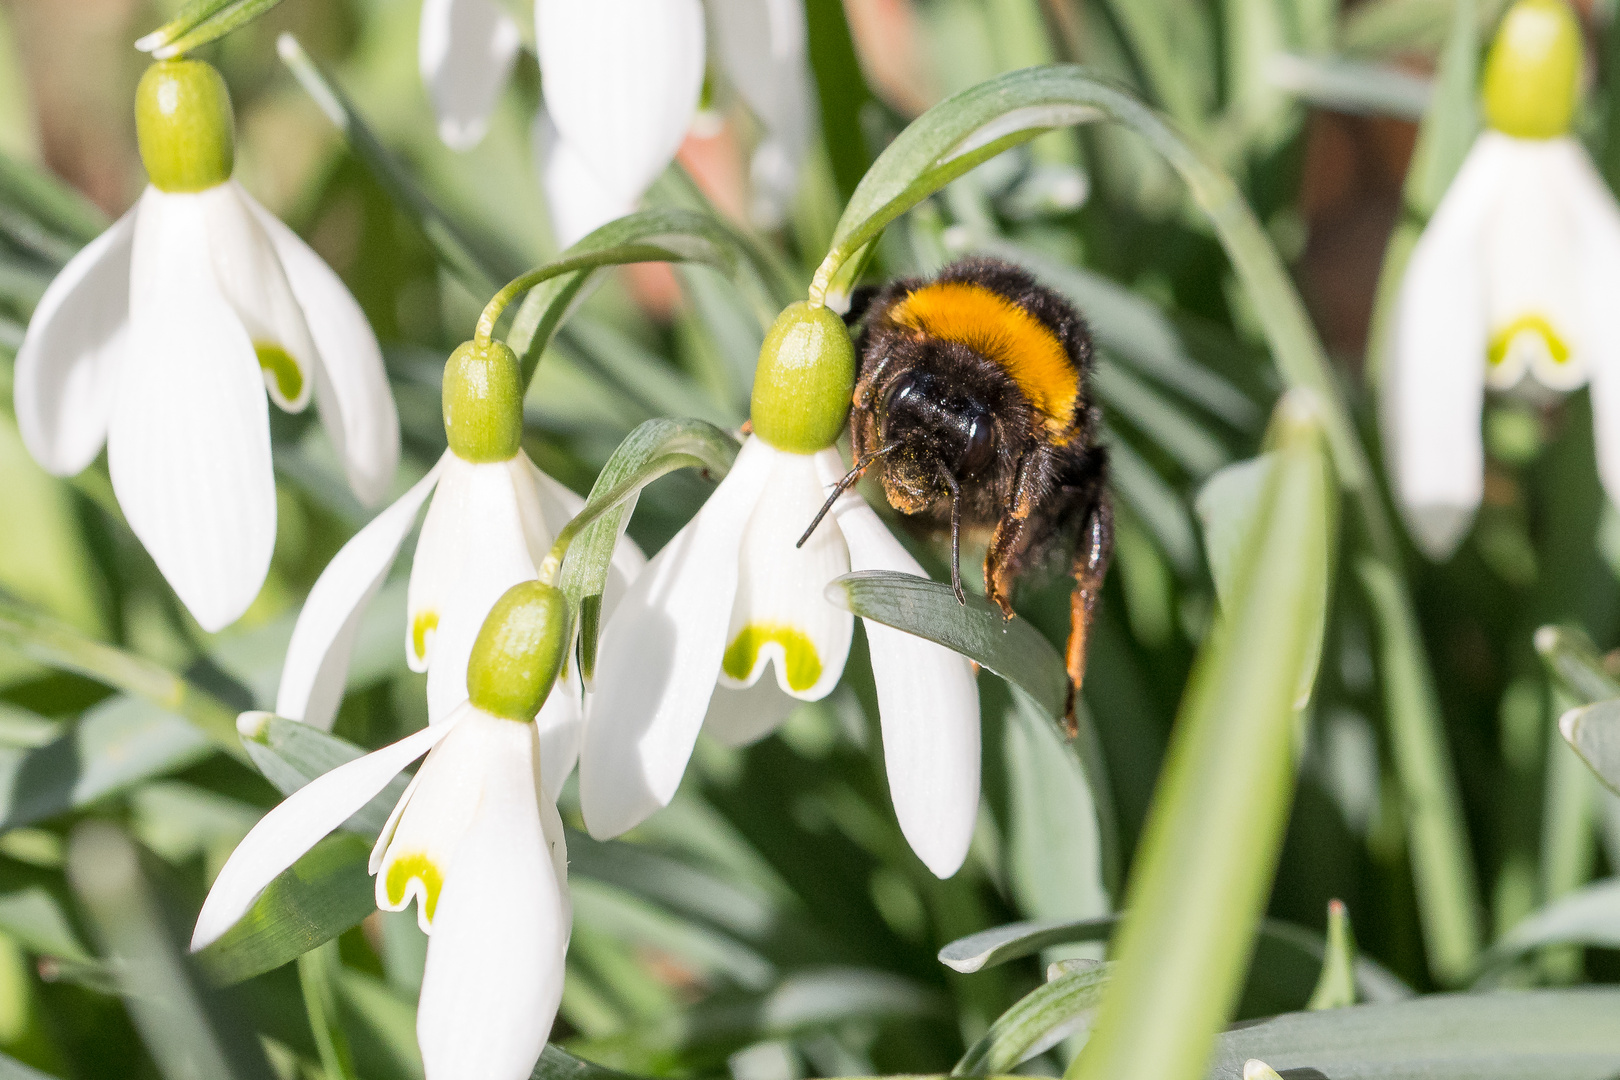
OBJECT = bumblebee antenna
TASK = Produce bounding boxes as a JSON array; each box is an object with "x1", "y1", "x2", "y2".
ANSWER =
[
  {"x1": 942, "y1": 471, "x2": 966, "y2": 604},
  {"x1": 797, "y1": 443, "x2": 900, "y2": 549}
]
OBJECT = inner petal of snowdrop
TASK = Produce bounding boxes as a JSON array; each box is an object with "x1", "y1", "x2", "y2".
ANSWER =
[
  {"x1": 372, "y1": 711, "x2": 501, "y2": 932},
  {"x1": 1488, "y1": 314, "x2": 1572, "y2": 389},
  {"x1": 719, "y1": 448, "x2": 853, "y2": 700}
]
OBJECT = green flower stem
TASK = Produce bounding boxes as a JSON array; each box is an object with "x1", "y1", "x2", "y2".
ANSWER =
[
  {"x1": 473, "y1": 245, "x2": 696, "y2": 351},
  {"x1": 815, "y1": 63, "x2": 1482, "y2": 985},
  {"x1": 297, "y1": 941, "x2": 358, "y2": 1080},
  {"x1": 0, "y1": 599, "x2": 247, "y2": 763},
  {"x1": 138, "y1": 0, "x2": 288, "y2": 59},
  {"x1": 1539, "y1": 690, "x2": 1595, "y2": 983}
]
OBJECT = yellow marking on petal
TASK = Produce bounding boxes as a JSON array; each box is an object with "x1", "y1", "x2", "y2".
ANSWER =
[
  {"x1": 1488, "y1": 314, "x2": 1570, "y2": 370},
  {"x1": 723, "y1": 623, "x2": 823, "y2": 693},
  {"x1": 385, "y1": 852, "x2": 444, "y2": 923},
  {"x1": 412, "y1": 610, "x2": 439, "y2": 664},
  {"x1": 255, "y1": 342, "x2": 304, "y2": 405},
  {"x1": 888, "y1": 281, "x2": 1079, "y2": 442}
]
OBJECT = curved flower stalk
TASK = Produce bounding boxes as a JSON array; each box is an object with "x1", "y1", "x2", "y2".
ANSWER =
[
  {"x1": 420, "y1": 0, "x2": 814, "y2": 243},
  {"x1": 1385, "y1": 0, "x2": 1620, "y2": 559},
  {"x1": 276, "y1": 339, "x2": 642, "y2": 795},
  {"x1": 195, "y1": 583, "x2": 573, "y2": 1080},
  {"x1": 583, "y1": 304, "x2": 982, "y2": 878},
  {"x1": 14, "y1": 59, "x2": 399, "y2": 632}
]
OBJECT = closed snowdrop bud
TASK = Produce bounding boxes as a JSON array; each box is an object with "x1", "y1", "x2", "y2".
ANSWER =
[
  {"x1": 1242, "y1": 1061, "x2": 1284, "y2": 1080},
  {"x1": 751, "y1": 301, "x2": 856, "y2": 453},
  {"x1": 135, "y1": 59, "x2": 235, "y2": 193},
  {"x1": 467, "y1": 581, "x2": 569, "y2": 722},
  {"x1": 1384, "y1": 0, "x2": 1620, "y2": 561},
  {"x1": 443, "y1": 339, "x2": 524, "y2": 462}
]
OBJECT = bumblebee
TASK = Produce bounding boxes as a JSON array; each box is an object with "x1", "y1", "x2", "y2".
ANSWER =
[{"x1": 801, "y1": 256, "x2": 1112, "y2": 721}]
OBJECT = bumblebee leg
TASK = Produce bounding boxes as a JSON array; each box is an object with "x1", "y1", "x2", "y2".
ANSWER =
[
  {"x1": 985, "y1": 454, "x2": 1041, "y2": 618},
  {"x1": 1063, "y1": 494, "x2": 1114, "y2": 731}
]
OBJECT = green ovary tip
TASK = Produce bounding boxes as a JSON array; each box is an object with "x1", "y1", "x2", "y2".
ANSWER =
[
  {"x1": 255, "y1": 343, "x2": 304, "y2": 405},
  {"x1": 385, "y1": 852, "x2": 444, "y2": 923},
  {"x1": 723, "y1": 623, "x2": 823, "y2": 693}
]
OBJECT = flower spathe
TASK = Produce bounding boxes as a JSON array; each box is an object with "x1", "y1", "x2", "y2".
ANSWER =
[
  {"x1": 419, "y1": 0, "x2": 814, "y2": 243},
  {"x1": 14, "y1": 61, "x2": 398, "y2": 632},
  {"x1": 1384, "y1": 0, "x2": 1620, "y2": 559},
  {"x1": 193, "y1": 702, "x2": 569, "y2": 1080},
  {"x1": 582, "y1": 435, "x2": 983, "y2": 878},
  {"x1": 274, "y1": 443, "x2": 643, "y2": 794}
]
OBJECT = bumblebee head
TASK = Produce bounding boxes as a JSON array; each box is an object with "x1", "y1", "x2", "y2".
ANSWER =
[{"x1": 875, "y1": 368, "x2": 998, "y2": 511}]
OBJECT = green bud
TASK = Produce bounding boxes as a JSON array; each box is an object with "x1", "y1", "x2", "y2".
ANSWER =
[
  {"x1": 466, "y1": 581, "x2": 569, "y2": 722},
  {"x1": 135, "y1": 59, "x2": 235, "y2": 193},
  {"x1": 1483, "y1": 0, "x2": 1583, "y2": 140},
  {"x1": 750, "y1": 302, "x2": 856, "y2": 453},
  {"x1": 443, "y1": 340, "x2": 523, "y2": 462}
]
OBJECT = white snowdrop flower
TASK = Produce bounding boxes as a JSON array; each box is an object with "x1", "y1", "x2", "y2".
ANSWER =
[
  {"x1": 1385, "y1": 0, "x2": 1620, "y2": 559},
  {"x1": 14, "y1": 60, "x2": 399, "y2": 631},
  {"x1": 420, "y1": 0, "x2": 814, "y2": 243},
  {"x1": 583, "y1": 304, "x2": 982, "y2": 878},
  {"x1": 195, "y1": 583, "x2": 573, "y2": 1080},
  {"x1": 274, "y1": 339, "x2": 642, "y2": 795}
]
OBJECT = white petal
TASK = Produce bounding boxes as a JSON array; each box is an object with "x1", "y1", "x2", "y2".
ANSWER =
[
  {"x1": 580, "y1": 435, "x2": 775, "y2": 839},
  {"x1": 541, "y1": 128, "x2": 639, "y2": 249},
  {"x1": 1482, "y1": 135, "x2": 1585, "y2": 392},
  {"x1": 422, "y1": 456, "x2": 547, "y2": 722},
  {"x1": 420, "y1": 0, "x2": 522, "y2": 152},
  {"x1": 204, "y1": 183, "x2": 319, "y2": 412},
  {"x1": 706, "y1": 0, "x2": 812, "y2": 215},
  {"x1": 1558, "y1": 139, "x2": 1620, "y2": 514},
  {"x1": 535, "y1": 666, "x2": 583, "y2": 794},
  {"x1": 702, "y1": 677, "x2": 799, "y2": 748},
  {"x1": 14, "y1": 205, "x2": 135, "y2": 475},
  {"x1": 832, "y1": 495, "x2": 981, "y2": 879},
  {"x1": 192, "y1": 718, "x2": 455, "y2": 950},
  {"x1": 535, "y1": 0, "x2": 704, "y2": 209},
  {"x1": 277, "y1": 461, "x2": 442, "y2": 730},
  {"x1": 1384, "y1": 134, "x2": 1500, "y2": 562},
  {"x1": 373, "y1": 706, "x2": 512, "y2": 931},
  {"x1": 110, "y1": 189, "x2": 276, "y2": 632},
  {"x1": 417, "y1": 715, "x2": 567, "y2": 1080},
  {"x1": 721, "y1": 447, "x2": 852, "y2": 700},
  {"x1": 243, "y1": 193, "x2": 400, "y2": 505}
]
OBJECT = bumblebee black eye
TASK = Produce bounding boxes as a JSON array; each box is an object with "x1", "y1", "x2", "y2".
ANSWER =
[
  {"x1": 959, "y1": 410, "x2": 995, "y2": 477},
  {"x1": 881, "y1": 372, "x2": 927, "y2": 420}
]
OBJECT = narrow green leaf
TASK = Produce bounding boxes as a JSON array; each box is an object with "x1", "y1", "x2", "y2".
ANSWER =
[
  {"x1": 237, "y1": 712, "x2": 409, "y2": 837},
  {"x1": 1536, "y1": 625, "x2": 1620, "y2": 705},
  {"x1": 803, "y1": 0, "x2": 876, "y2": 204},
  {"x1": 0, "y1": 883, "x2": 93, "y2": 963},
  {"x1": 136, "y1": 0, "x2": 286, "y2": 59},
  {"x1": 937, "y1": 915, "x2": 1411, "y2": 1003},
  {"x1": 1358, "y1": 557, "x2": 1483, "y2": 983},
  {"x1": 1107, "y1": 431, "x2": 1202, "y2": 577},
  {"x1": 0, "y1": 150, "x2": 106, "y2": 259},
  {"x1": 1306, "y1": 901, "x2": 1359, "y2": 1010},
  {"x1": 1266, "y1": 53, "x2": 1432, "y2": 119},
  {"x1": 533, "y1": 1044, "x2": 644, "y2": 1080},
  {"x1": 1070, "y1": 395, "x2": 1335, "y2": 1080},
  {"x1": 1094, "y1": 359, "x2": 1231, "y2": 479},
  {"x1": 1555, "y1": 699, "x2": 1620, "y2": 797},
  {"x1": 1196, "y1": 454, "x2": 1277, "y2": 607},
  {"x1": 0, "y1": 600, "x2": 245, "y2": 762},
  {"x1": 194, "y1": 833, "x2": 376, "y2": 986},
  {"x1": 827, "y1": 570, "x2": 1067, "y2": 717},
  {"x1": 298, "y1": 940, "x2": 359, "y2": 1080},
  {"x1": 0, "y1": 1050, "x2": 58, "y2": 1080},
  {"x1": 1207, "y1": 988, "x2": 1620, "y2": 1079},
  {"x1": 560, "y1": 419, "x2": 741, "y2": 682},
  {"x1": 69, "y1": 822, "x2": 277, "y2": 1080},
  {"x1": 1475, "y1": 877, "x2": 1620, "y2": 977},
  {"x1": 953, "y1": 961, "x2": 1110, "y2": 1075}
]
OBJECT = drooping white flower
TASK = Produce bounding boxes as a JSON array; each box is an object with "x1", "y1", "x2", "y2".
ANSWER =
[
  {"x1": 583, "y1": 433, "x2": 983, "y2": 878},
  {"x1": 1384, "y1": 0, "x2": 1618, "y2": 559},
  {"x1": 14, "y1": 60, "x2": 398, "y2": 631},
  {"x1": 419, "y1": 0, "x2": 815, "y2": 243},
  {"x1": 275, "y1": 340, "x2": 642, "y2": 794},
  {"x1": 196, "y1": 583, "x2": 574, "y2": 1080}
]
